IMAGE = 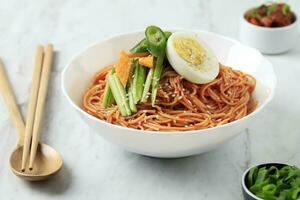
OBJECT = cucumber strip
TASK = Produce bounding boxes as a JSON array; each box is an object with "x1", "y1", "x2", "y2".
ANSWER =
[
  {"x1": 132, "y1": 61, "x2": 146, "y2": 103},
  {"x1": 151, "y1": 54, "x2": 165, "y2": 106},
  {"x1": 127, "y1": 60, "x2": 137, "y2": 112},
  {"x1": 108, "y1": 73, "x2": 131, "y2": 116},
  {"x1": 141, "y1": 68, "x2": 153, "y2": 102},
  {"x1": 113, "y1": 73, "x2": 131, "y2": 116},
  {"x1": 128, "y1": 89, "x2": 137, "y2": 113},
  {"x1": 102, "y1": 82, "x2": 115, "y2": 108}
]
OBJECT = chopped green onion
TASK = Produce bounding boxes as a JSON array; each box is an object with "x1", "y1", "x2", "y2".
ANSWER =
[
  {"x1": 250, "y1": 9, "x2": 260, "y2": 18},
  {"x1": 248, "y1": 166, "x2": 259, "y2": 187},
  {"x1": 255, "y1": 167, "x2": 268, "y2": 184},
  {"x1": 282, "y1": 4, "x2": 290, "y2": 16},
  {"x1": 262, "y1": 184, "x2": 277, "y2": 196},
  {"x1": 247, "y1": 165, "x2": 300, "y2": 200},
  {"x1": 267, "y1": 3, "x2": 277, "y2": 16},
  {"x1": 292, "y1": 187, "x2": 300, "y2": 199},
  {"x1": 269, "y1": 166, "x2": 280, "y2": 179}
]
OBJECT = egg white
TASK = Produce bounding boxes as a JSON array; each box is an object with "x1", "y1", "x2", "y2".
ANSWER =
[{"x1": 166, "y1": 32, "x2": 219, "y2": 84}]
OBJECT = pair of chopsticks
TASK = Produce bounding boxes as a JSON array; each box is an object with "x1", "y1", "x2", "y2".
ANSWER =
[{"x1": 21, "y1": 44, "x2": 53, "y2": 171}]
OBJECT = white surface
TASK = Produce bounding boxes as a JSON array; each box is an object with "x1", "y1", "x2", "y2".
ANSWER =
[
  {"x1": 0, "y1": 0, "x2": 300, "y2": 199},
  {"x1": 62, "y1": 30, "x2": 276, "y2": 158},
  {"x1": 239, "y1": 16, "x2": 299, "y2": 54}
]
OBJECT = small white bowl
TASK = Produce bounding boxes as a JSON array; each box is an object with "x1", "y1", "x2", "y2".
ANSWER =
[
  {"x1": 241, "y1": 163, "x2": 290, "y2": 200},
  {"x1": 239, "y1": 15, "x2": 298, "y2": 54},
  {"x1": 61, "y1": 29, "x2": 277, "y2": 158}
]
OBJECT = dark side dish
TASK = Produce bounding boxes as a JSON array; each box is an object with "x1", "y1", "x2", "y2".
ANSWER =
[
  {"x1": 245, "y1": 2, "x2": 296, "y2": 27},
  {"x1": 246, "y1": 164, "x2": 300, "y2": 200}
]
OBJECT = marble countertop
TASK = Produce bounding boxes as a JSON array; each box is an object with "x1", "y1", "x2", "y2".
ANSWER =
[{"x1": 1, "y1": 0, "x2": 300, "y2": 199}]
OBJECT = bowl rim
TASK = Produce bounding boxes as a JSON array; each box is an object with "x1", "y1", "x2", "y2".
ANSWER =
[
  {"x1": 241, "y1": 162, "x2": 291, "y2": 200},
  {"x1": 241, "y1": 12, "x2": 298, "y2": 31},
  {"x1": 61, "y1": 28, "x2": 277, "y2": 135}
]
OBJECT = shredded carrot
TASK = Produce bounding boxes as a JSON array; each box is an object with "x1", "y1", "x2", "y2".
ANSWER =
[
  {"x1": 115, "y1": 51, "x2": 132, "y2": 86},
  {"x1": 139, "y1": 55, "x2": 154, "y2": 68}
]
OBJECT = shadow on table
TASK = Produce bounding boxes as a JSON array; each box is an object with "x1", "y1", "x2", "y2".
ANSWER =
[
  {"x1": 25, "y1": 162, "x2": 72, "y2": 195},
  {"x1": 122, "y1": 147, "x2": 222, "y2": 177},
  {"x1": 266, "y1": 38, "x2": 300, "y2": 57}
]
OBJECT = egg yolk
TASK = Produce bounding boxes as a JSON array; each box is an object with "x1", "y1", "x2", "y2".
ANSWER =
[{"x1": 173, "y1": 36, "x2": 205, "y2": 65}]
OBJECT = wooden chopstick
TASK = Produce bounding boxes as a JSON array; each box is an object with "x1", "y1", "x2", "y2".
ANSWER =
[
  {"x1": 29, "y1": 44, "x2": 54, "y2": 170},
  {"x1": 21, "y1": 46, "x2": 44, "y2": 171},
  {"x1": 0, "y1": 58, "x2": 25, "y2": 146}
]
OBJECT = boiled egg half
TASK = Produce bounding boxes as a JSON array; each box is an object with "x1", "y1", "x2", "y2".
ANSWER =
[{"x1": 166, "y1": 32, "x2": 219, "y2": 84}]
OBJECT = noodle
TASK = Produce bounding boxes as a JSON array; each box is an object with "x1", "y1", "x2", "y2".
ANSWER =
[{"x1": 82, "y1": 64, "x2": 257, "y2": 132}]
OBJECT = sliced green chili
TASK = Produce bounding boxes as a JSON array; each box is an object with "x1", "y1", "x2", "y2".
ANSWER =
[
  {"x1": 126, "y1": 26, "x2": 169, "y2": 110},
  {"x1": 145, "y1": 25, "x2": 166, "y2": 57},
  {"x1": 130, "y1": 38, "x2": 148, "y2": 53},
  {"x1": 130, "y1": 31, "x2": 171, "y2": 54},
  {"x1": 144, "y1": 25, "x2": 167, "y2": 105},
  {"x1": 164, "y1": 31, "x2": 172, "y2": 39}
]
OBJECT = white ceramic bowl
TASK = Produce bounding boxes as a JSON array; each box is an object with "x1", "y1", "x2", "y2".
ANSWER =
[
  {"x1": 239, "y1": 15, "x2": 298, "y2": 54},
  {"x1": 62, "y1": 30, "x2": 277, "y2": 158}
]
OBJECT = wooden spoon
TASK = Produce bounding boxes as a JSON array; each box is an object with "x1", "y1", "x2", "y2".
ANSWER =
[{"x1": 0, "y1": 53, "x2": 62, "y2": 181}]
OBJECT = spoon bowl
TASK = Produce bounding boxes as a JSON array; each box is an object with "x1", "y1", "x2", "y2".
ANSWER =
[
  {"x1": 10, "y1": 143, "x2": 62, "y2": 181},
  {"x1": 0, "y1": 57, "x2": 62, "y2": 181}
]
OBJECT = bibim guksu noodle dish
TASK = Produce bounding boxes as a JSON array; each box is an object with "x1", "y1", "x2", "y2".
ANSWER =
[{"x1": 82, "y1": 26, "x2": 257, "y2": 132}]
